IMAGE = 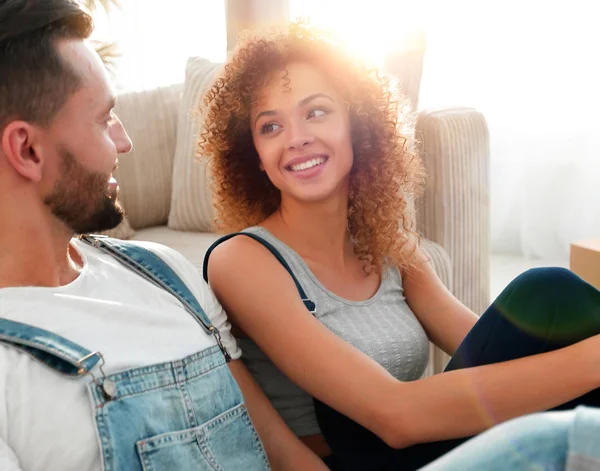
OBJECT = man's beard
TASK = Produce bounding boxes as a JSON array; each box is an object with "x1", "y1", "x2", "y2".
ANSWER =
[{"x1": 44, "y1": 150, "x2": 124, "y2": 234}]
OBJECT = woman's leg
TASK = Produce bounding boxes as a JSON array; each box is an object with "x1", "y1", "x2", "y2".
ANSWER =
[
  {"x1": 447, "y1": 267, "x2": 600, "y2": 371},
  {"x1": 397, "y1": 268, "x2": 600, "y2": 469},
  {"x1": 316, "y1": 268, "x2": 600, "y2": 470},
  {"x1": 445, "y1": 267, "x2": 600, "y2": 413}
]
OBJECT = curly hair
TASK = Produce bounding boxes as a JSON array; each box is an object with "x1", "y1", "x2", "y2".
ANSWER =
[{"x1": 199, "y1": 21, "x2": 425, "y2": 274}]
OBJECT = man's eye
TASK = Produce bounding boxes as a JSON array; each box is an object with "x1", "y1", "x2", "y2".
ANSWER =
[
  {"x1": 260, "y1": 122, "x2": 282, "y2": 134},
  {"x1": 103, "y1": 112, "x2": 116, "y2": 127}
]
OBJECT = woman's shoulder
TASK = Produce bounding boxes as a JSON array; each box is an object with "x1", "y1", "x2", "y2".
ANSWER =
[
  {"x1": 212, "y1": 226, "x2": 290, "y2": 260},
  {"x1": 207, "y1": 227, "x2": 283, "y2": 276}
]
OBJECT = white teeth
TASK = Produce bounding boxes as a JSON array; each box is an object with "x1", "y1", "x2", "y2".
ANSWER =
[{"x1": 290, "y1": 157, "x2": 326, "y2": 172}]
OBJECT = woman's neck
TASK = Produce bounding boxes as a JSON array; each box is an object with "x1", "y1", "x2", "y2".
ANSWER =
[{"x1": 263, "y1": 191, "x2": 353, "y2": 269}]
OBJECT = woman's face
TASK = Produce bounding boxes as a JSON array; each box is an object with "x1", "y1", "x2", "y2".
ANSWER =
[{"x1": 251, "y1": 62, "x2": 354, "y2": 204}]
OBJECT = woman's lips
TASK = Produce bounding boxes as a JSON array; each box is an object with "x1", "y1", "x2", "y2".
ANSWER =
[{"x1": 285, "y1": 155, "x2": 329, "y2": 180}]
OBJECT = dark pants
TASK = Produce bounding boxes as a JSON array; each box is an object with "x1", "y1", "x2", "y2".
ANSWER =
[{"x1": 317, "y1": 268, "x2": 600, "y2": 471}]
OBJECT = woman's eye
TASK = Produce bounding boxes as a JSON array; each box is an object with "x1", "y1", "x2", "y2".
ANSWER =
[
  {"x1": 307, "y1": 108, "x2": 328, "y2": 119},
  {"x1": 260, "y1": 122, "x2": 282, "y2": 134}
]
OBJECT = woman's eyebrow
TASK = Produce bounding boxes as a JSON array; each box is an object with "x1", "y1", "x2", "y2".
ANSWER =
[{"x1": 298, "y1": 93, "x2": 334, "y2": 107}]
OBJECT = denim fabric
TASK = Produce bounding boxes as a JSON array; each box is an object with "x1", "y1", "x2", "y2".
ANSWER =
[
  {"x1": 421, "y1": 411, "x2": 571, "y2": 471},
  {"x1": 566, "y1": 406, "x2": 600, "y2": 471},
  {"x1": 89, "y1": 346, "x2": 269, "y2": 471},
  {"x1": 421, "y1": 405, "x2": 600, "y2": 471},
  {"x1": 0, "y1": 317, "x2": 101, "y2": 375},
  {"x1": 0, "y1": 236, "x2": 270, "y2": 471}
]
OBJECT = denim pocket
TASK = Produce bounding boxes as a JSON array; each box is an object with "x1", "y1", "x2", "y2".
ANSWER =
[{"x1": 136, "y1": 403, "x2": 270, "y2": 471}]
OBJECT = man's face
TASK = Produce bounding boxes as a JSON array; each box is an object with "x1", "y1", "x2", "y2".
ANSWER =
[
  {"x1": 42, "y1": 40, "x2": 132, "y2": 234},
  {"x1": 44, "y1": 148, "x2": 124, "y2": 234}
]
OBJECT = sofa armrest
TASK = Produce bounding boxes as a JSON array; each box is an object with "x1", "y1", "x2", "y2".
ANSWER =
[
  {"x1": 419, "y1": 238, "x2": 453, "y2": 376},
  {"x1": 415, "y1": 107, "x2": 491, "y2": 316},
  {"x1": 419, "y1": 238, "x2": 452, "y2": 292}
]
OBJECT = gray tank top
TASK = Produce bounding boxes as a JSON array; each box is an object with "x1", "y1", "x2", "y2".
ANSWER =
[{"x1": 238, "y1": 226, "x2": 430, "y2": 437}]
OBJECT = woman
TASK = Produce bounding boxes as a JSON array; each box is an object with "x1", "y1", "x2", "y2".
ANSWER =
[{"x1": 200, "y1": 22, "x2": 600, "y2": 470}]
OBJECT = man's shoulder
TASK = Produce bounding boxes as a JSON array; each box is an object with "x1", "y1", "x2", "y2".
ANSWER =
[
  {"x1": 76, "y1": 238, "x2": 195, "y2": 276},
  {"x1": 122, "y1": 241, "x2": 203, "y2": 284},
  {"x1": 76, "y1": 237, "x2": 221, "y2": 312},
  {"x1": 99, "y1": 239, "x2": 216, "y2": 306},
  {"x1": 124, "y1": 240, "x2": 190, "y2": 267},
  {"x1": 0, "y1": 343, "x2": 27, "y2": 375}
]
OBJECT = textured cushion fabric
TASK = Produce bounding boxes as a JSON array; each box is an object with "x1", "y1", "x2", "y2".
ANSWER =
[
  {"x1": 415, "y1": 107, "x2": 490, "y2": 316},
  {"x1": 419, "y1": 238, "x2": 453, "y2": 376},
  {"x1": 132, "y1": 227, "x2": 220, "y2": 272},
  {"x1": 113, "y1": 83, "x2": 182, "y2": 230},
  {"x1": 420, "y1": 238, "x2": 452, "y2": 292},
  {"x1": 168, "y1": 58, "x2": 223, "y2": 232}
]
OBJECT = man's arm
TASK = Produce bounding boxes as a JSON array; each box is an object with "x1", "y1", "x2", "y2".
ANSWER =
[{"x1": 229, "y1": 360, "x2": 329, "y2": 471}]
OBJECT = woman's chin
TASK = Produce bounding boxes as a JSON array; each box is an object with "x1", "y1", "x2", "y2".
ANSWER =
[{"x1": 287, "y1": 186, "x2": 345, "y2": 205}]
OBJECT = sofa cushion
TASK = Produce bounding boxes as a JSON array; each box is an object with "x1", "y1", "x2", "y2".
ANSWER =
[
  {"x1": 133, "y1": 226, "x2": 220, "y2": 272},
  {"x1": 113, "y1": 83, "x2": 182, "y2": 230},
  {"x1": 168, "y1": 57, "x2": 223, "y2": 232}
]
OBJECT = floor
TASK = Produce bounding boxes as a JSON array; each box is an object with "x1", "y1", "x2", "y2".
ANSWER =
[{"x1": 489, "y1": 253, "x2": 568, "y2": 301}]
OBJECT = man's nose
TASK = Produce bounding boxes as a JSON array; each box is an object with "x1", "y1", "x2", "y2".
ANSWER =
[{"x1": 112, "y1": 116, "x2": 133, "y2": 154}]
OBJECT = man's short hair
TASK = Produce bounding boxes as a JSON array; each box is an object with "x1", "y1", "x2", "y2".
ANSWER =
[{"x1": 0, "y1": 0, "x2": 93, "y2": 129}]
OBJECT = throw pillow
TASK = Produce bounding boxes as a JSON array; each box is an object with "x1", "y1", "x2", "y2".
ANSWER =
[
  {"x1": 113, "y1": 83, "x2": 182, "y2": 230},
  {"x1": 168, "y1": 57, "x2": 223, "y2": 232}
]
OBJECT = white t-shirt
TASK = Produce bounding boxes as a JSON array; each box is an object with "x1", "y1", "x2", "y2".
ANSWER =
[{"x1": 0, "y1": 239, "x2": 241, "y2": 471}]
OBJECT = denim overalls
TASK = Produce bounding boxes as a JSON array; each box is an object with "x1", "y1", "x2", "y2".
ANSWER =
[{"x1": 0, "y1": 235, "x2": 270, "y2": 471}]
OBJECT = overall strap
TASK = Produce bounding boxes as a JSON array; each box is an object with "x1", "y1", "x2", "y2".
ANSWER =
[
  {"x1": 80, "y1": 235, "x2": 231, "y2": 361},
  {"x1": 0, "y1": 318, "x2": 103, "y2": 376},
  {"x1": 203, "y1": 232, "x2": 316, "y2": 314}
]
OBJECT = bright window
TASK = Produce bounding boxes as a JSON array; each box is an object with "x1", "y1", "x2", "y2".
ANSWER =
[{"x1": 92, "y1": 1, "x2": 226, "y2": 91}]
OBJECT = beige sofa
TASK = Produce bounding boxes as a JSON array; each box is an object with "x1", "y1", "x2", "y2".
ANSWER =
[{"x1": 111, "y1": 57, "x2": 490, "y2": 375}]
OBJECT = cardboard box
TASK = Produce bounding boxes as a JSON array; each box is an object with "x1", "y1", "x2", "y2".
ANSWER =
[{"x1": 570, "y1": 239, "x2": 600, "y2": 290}]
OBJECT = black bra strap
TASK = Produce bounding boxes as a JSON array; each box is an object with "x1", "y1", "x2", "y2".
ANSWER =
[{"x1": 203, "y1": 232, "x2": 316, "y2": 314}]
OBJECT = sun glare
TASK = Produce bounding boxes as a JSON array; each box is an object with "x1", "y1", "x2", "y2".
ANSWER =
[{"x1": 290, "y1": 0, "x2": 426, "y2": 67}]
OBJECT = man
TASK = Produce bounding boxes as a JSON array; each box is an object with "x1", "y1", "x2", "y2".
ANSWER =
[{"x1": 0, "y1": 1, "x2": 326, "y2": 470}]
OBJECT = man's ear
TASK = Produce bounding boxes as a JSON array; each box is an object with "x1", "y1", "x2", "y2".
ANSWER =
[{"x1": 1, "y1": 121, "x2": 45, "y2": 183}]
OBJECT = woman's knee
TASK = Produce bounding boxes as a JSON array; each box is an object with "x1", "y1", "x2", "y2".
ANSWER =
[
  {"x1": 508, "y1": 267, "x2": 577, "y2": 294},
  {"x1": 497, "y1": 267, "x2": 584, "y2": 310},
  {"x1": 494, "y1": 266, "x2": 600, "y2": 342}
]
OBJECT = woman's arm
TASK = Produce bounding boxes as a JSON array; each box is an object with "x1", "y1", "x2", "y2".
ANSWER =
[
  {"x1": 402, "y1": 247, "x2": 479, "y2": 355},
  {"x1": 209, "y1": 237, "x2": 600, "y2": 449}
]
